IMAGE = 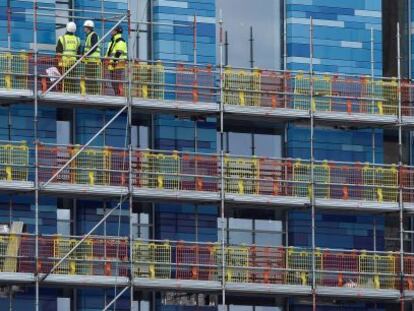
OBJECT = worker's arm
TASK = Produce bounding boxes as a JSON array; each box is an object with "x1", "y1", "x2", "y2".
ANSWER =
[
  {"x1": 56, "y1": 37, "x2": 63, "y2": 54},
  {"x1": 89, "y1": 33, "x2": 99, "y2": 54}
]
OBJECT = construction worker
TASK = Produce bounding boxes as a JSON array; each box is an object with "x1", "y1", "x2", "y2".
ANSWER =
[
  {"x1": 56, "y1": 21, "x2": 81, "y2": 93},
  {"x1": 83, "y1": 20, "x2": 101, "y2": 95},
  {"x1": 105, "y1": 25, "x2": 127, "y2": 96}
]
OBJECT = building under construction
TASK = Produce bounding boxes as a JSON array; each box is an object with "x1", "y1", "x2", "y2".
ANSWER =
[{"x1": 2, "y1": 0, "x2": 414, "y2": 310}]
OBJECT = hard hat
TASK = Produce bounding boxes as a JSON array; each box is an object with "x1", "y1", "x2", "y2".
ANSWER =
[
  {"x1": 83, "y1": 20, "x2": 94, "y2": 28},
  {"x1": 66, "y1": 22, "x2": 77, "y2": 33}
]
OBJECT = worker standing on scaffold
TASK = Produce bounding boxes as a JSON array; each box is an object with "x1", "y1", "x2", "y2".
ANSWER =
[
  {"x1": 56, "y1": 22, "x2": 81, "y2": 93},
  {"x1": 83, "y1": 20, "x2": 101, "y2": 95},
  {"x1": 105, "y1": 25, "x2": 127, "y2": 96}
]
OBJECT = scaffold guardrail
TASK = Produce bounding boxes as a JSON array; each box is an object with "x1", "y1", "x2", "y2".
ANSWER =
[
  {"x1": 0, "y1": 234, "x2": 407, "y2": 291},
  {"x1": 1, "y1": 51, "x2": 413, "y2": 118},
  {"x1": 0, "y1": 143, "x2": 410, "y2": 204}
]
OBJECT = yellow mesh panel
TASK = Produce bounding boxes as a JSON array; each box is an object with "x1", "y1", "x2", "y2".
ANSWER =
[
  {"x1": 54, "y1": 237, "x2": 74, "y2": 274},
  {"x1": 0, "y1": 142, "x2": 29, "y2": 181},
  {"x1": 0, "y1": 236, "x2": 8, "y2": 272},
  {"x1": 132, "y1": 241, "x2": 171, "y2": 279},
  {"x1": 223, "y1": 67, "x2": 261, "y2": 106},
  {"x1": 362, "y1": 165, "x2": 398, "y2": 202},
  {"x1": 71, "y1": 147, "x2": 111, "y2": 186},
  {"x1": 0, "y1": 52, "x2": 29, "y2": 90},
  {"x1": 74, "y1": 238, "x2": 93, "y2": 275},
  {"x1": 369, "y1": 80, "x2": 398, "y2": 115},
  {"x1": 292, "y1": 161, "x2": 310, "y2": 197},
  {"x1": 359, "y1": 252, "x2": 396, "y2": 289},
  {"x1": 286, "y1": 248, "x2": 322, "y2": 286},
  {"x1": 132, "y1": 62, "x2": 164, "y2": 100},
  {"x1": 139, "y1": 152, "x2": 180, "y2": 190},
  {"x1": 224, "y1": 156, "x2": 259, "y2": 195},
  {"x1": 294, "y1": 74, "x2": 332, "y2": 111},
  {"x1": 314, "y1": 161, "x2": 330, "y2": 199},
  {"x1": 212, "y1": 246, "x2": 249, "y2": 283}
]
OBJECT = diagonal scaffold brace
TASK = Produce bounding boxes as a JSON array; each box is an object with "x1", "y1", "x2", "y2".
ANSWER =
[
  {"x1": 102, "y1": 286, "x2": 131, "y2": 311},
  {"x1": 40, "y1": 104, "x2": 127, "y2": 188},
  {"x1": 38, "y1": 195, "x2": 128, "y2": 283}
]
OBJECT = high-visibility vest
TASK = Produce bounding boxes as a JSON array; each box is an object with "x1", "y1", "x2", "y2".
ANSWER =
[
  {"x1": 106, "y1": 33, "x2": 127, "y2": 70},
  {"x1": 58, "y1": 34, "x2": 80, "y2": 65},
  {"x1": 84, "y1": 31, "x2": 101, "y2": 62}
]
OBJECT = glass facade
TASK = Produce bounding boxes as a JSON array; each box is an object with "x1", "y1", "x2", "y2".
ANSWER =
[
  {"x1": 0, "y1": 0, "x2": 412, "y2": 310},
  {"x1": 286, "y1": 0, "x2": 382, "y2": 75}
]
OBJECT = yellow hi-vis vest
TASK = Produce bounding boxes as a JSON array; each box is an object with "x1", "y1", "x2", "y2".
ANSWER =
[
  {"x1": 58, "y1": 34, "x2": 80, "y2": 65},
  {"x1": 106, "y1": 33, "x2": 127, "y2": 70},
  {"x1": 84, "y1": 31, "x2": 101, "y2": 62}
]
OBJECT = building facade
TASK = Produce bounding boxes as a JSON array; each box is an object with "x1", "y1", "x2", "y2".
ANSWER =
[{"x1": 0, "y1": 0, "x2": 413, "y2": 310}]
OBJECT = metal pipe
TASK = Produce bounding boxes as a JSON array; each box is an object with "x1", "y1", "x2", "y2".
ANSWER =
[
  {"x1": 193, "y1": 14, "x2": 197, "y2": 65},
  {"x1": 33, "y1": 1, "x2": 40, "y2": 310},
  {"x1": 218, "y1": 9, "x2": 226, "y2": 309},
  {"x1": 249, "y1": 26, "x2": 254, "y2": 69},
  {"x1": 42, "y1": 15, "x2": 128, "y2": 96},
  {"x1": 283, "y1": 0, "x2": 287, "y2": 70},
  {"x1": 41, "y1": 105, "x2": 127, "y2": 188},
  {"x1": 309, "y1": 17, "x2": 317, "y2": 311},
  {"x1": 397, "y1": 22, "x2": 405, "y2": 311},
  {"x1": 39, "y1": 196, "x2": 127, "y2": 282},
  {"x1": 127, "y1": 5, "x2": 135, "y2": 310},
  {"x1": 7, "y1": 4, "x2": 11, "y2": 50},
  {"x1": 371, "y1": 27, "x2": 375, "y2": 163},
  {"x1": 224, "y1": 31, "x2": 229, "y2": 66},
  {"x1": 102, "y1": 286, "x2": 130, "y2": 311}
]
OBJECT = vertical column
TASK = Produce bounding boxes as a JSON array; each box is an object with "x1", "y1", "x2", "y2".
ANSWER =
[
  {"x1": 33, "y1": 1, "x2": 40, "y2": 311},
  {"x1": 309, "y1": 17, "x2": 317, "y2": 311},
  {"x1": 127, "y1": 6, "x2": 134, "y2": 310},
  {"x1": 371, "y1": 27, "x2": 376, "y2": 163},
  {"x1": 218, "y1": 11, "x2": 226, "y2": 310},
  {"x1": 397, "y1": 22, "x2": 405, "y2": 311}
]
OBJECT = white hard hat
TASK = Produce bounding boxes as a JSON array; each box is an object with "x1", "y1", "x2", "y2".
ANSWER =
[
  {"x1": 66, "y1": 21, "x2": 77, "y2": 33},
  {"x1": 83, "y1": 20, "x2": 95, "y2": 28}
]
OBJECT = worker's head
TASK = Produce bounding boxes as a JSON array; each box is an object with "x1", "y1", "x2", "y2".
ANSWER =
[
  {"x1": 111, "y1": 26, "x2": 123, "y2": 37},
  {"x1": 66, "y1": 21, "x2": 77, "y2": 34},
  {"x1": 83, "y1": 20, "x2": 94, "y2": 33}
]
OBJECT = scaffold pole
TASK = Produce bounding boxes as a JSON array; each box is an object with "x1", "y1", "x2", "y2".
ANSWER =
[
  {"x1": 397, "y1": 22, "x2": 405, "y2": 311},
  {"x1": 309, "y1": 16, "x2": 317, "y2": 311},
  {"x1": 371, "y1": 27, "x2": 376, "y2": 164},
  {"x1": 127, "y1": 4, "x2": 135, "y2": 310},
  {"x1": 218, "y1": 9, "x2": 226, "y2": 309},
  {"x1": 33, "y1": 1, "x2": 40, "y2": 310}
]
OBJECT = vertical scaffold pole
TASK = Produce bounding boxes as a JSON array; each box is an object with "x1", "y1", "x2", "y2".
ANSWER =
[
  {"x1": 218, "y1": 10, "x2": 226, "y2": 309},
  {"x1": 397, "y1": 22, "x2": 405, "y2": 311},
  {"x1": 283, "y1": 0, "x2": 287, "y2": 70},
  {"x1": 33, "y1": 1, "x2": 40, "y2": 311},
  {"x1": 309, "y1": 17, "x2": 317, "y2": 311},
  {"x1": 193, "y1": 14, "x2": 197, "y2": 65},
  {"x1": 127, "y1": 6, "x2": 134, "y2": 310},
  {"x1": 7, "y1": 1, "x2": 11, "y2": 50},
  {"x1": 371, "y1": 27, "x2": 376, "y2": 164}
]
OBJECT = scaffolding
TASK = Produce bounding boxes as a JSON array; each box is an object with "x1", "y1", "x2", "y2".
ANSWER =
[{"x1": 1, "y1": 2, "x2": 414, "y2": 311}]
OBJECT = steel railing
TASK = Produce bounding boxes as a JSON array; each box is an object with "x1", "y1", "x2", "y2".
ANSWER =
[
  {"x1": 0, "y1": 233, "x2": 409, "y2": 290},
  {"x1": 1, "y1": 142, "x2": 414, "y2": 204},
  {"x1": 3, "y1": 51, "x2": 414, "y2": 117}
]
